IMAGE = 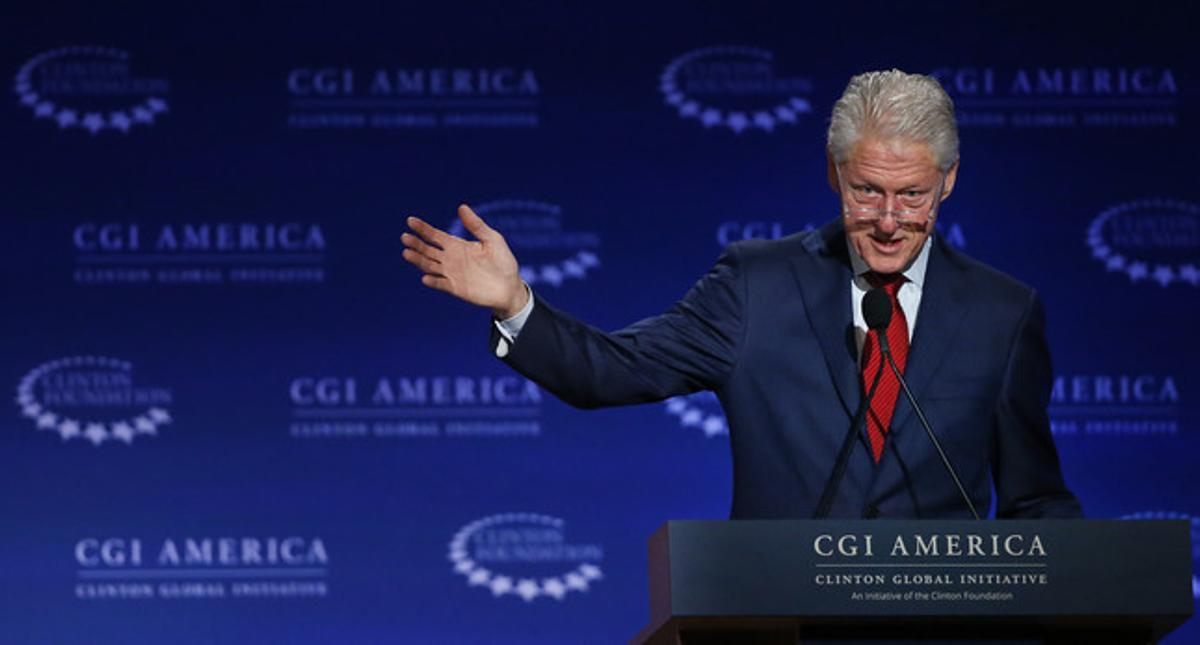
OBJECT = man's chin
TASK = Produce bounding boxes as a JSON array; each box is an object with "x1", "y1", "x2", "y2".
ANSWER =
[{"x1": 863, "y1": 253, "x2": 910, "y2": 276}]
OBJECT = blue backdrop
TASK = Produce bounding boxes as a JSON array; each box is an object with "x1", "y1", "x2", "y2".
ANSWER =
[{"x1": 2, "y1": 1, "x2": 1198, "y2": 642}]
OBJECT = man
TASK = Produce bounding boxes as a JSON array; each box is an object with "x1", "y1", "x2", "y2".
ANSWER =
[{"x1": 401, "y1": 69, "x2": 1082, "y2": 520}]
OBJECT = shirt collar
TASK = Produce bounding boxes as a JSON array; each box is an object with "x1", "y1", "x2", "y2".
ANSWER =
[{"x1": 847, "y1": 233, "x2": 933, "y2": 289}]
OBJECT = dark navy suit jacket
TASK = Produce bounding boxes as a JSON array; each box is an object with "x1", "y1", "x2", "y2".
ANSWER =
[{"x1": 497, "y1": 218, "x2": 1082, "y2": 519}]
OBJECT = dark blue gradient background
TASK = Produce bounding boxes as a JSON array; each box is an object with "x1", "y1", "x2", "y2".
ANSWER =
[{"x1": 1, "y1": 2, "x2": 1197, "y2": 643}]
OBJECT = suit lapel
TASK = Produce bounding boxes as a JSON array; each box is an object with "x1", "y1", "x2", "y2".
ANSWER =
[
  {"x1": 789, "y1": 219, "x2": 860, "y2": 419},
  {"x1": 888, "y1": 236, "x2": 973, "y2": 434},
  {"x1": 867, "y1": 237, "x2": 976, "y2": 512}
]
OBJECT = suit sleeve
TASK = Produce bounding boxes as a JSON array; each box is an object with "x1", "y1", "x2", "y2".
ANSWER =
[
  {"x1": 492, "y1": 244, "x2": 747, "y2": 409},
  {"x1": 991, "y1": 290, "x2": 1084, "y2": 518}
]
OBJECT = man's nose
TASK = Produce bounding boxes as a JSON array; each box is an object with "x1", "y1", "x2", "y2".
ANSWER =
[{"x1": 875, "y1": 209, "x2": 900, "y2": 233}]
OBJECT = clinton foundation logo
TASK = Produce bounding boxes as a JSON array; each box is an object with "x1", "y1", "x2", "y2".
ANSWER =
[
  {"x1": 1087, "y1": 198, "x2": 1199, "y2": 288},
  {"x1": 660, "y1": 46, "x2": 813, "y2": 133},
  {"x1": 15, "y1": 46, "x2": 169, "y2": 134},
  {"x1": 449, "y1": 200, "x2": 601, "y2": 288},
  {"x1": 448, "y1": 513, "x2": 603, "y2": 602},
  {"x1": 15, "y1": 356, "x2": 172, "y2": 445},
  {"x1": 289, "y1": 373, "x2": 541, "y2": 439},
  {"x1": 663, "y1": 391, "x2": 727, "y2": 438},
  {"x1": 286, "y1": 64, "x2": 539, "y2": 129},
  {"x1": 72, "y1": 222, "x2": 327, "y2": 285},
  {"x1": 1121, "y1": 511, "x2": 1200, "y2": 600},
  {"x1": 74, "y1": 535, "x2": 329, "y2": 600},
  {"x1": 932, "y1": 66, "x2": 1179, "y2": 128},
  {"x1": 1049, "y1": 374, "x2": 1180, "y2": 437}
]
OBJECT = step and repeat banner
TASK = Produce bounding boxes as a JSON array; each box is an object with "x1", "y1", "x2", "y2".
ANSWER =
[{"x1": 2, "y1": 2, "x2": 1197, "y2": 643}]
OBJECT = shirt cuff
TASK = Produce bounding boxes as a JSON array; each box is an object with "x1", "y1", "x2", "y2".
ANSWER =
[{"x1": 493, "y1": 283, "x2": 533, "y2": 358}]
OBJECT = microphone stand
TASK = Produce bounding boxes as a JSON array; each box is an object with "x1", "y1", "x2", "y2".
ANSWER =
[
  {"x1": 813, "y1": 337, "x2": 886, "y2": 519},
  {"x1": 879, "y1": 333, "x2": 981, "y2": 520}
]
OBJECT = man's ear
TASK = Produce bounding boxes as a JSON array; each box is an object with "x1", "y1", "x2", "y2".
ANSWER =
[
  {"x1": 940, "y1": 158, "x2": 960, "y2": 201},
  {"x1": 826, "y1": 150, "x2": 839, "y2": 194}
]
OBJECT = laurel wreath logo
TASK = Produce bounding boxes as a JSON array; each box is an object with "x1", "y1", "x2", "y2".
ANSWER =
[
  {"x1": 16, "y1": 356, "x2": 171, "y2": 445},
  {"x1": 14, "y1": 46, "x2": 169, "y2": 134},
  {"x1": 449, "y1": 200, "x2": 601, "y2": 287},
  {"x1": 659, "y1": 46, "x2": 812, "y2": 133},
  {"x1": 448, "y1": 512, "x2": 603, "y2": 602},
  {"x1": 1087, "y1": 198, "x2": 1199, "y2": 287},
  {"x1": 664, "y1": 391, "x2": 728, "y2": 438}
]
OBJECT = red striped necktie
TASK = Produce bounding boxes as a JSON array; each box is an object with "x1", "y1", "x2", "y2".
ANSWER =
[{"x1": 861, "y1": 273, "x2": 909, "y2": 463}]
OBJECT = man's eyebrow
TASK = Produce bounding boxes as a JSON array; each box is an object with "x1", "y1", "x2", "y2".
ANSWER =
[{"x1": 854, "y1": 180, "x2": 931, "y2": 192}]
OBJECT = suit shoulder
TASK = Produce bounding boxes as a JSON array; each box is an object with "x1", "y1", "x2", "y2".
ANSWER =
[
  {"x1": 941, "y1": 240, "x2": 1037, "y2": 307},
  {"x1": 723, "y1": 229, "x2": 817, "y2": 264}
]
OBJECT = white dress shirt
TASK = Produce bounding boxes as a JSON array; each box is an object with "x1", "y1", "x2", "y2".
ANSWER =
[
  {"x1": 849, "y1": 236, "x2": 931, "y2": 360},
  {"x1": 493, "y1": 283, "x2": 534, "y2": 357}
]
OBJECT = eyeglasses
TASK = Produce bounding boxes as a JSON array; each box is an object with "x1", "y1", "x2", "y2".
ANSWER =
[{"x1": 837, "y1": 167, "x2": 945, "y2": 226}]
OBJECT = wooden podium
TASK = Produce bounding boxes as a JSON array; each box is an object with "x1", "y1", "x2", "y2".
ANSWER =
[{"x1": 633, "y1": 520, "x2": 1193, "y2": 644}]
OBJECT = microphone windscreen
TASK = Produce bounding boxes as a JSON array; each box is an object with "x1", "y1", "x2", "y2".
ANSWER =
[{"x1": 863, "y1": 287, "x2": 893, "y2": 331}]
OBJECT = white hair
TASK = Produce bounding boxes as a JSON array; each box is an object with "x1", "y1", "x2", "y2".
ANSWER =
[{"x1": 827, "y1": 69, "x2": 959, "y2": 171}]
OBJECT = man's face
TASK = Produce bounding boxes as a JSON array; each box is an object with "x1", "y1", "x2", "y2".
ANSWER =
[{"x1": 828, "y1": 137, "x2": 958, "y2": 275}]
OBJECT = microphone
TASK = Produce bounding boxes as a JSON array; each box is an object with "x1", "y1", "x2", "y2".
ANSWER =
[
  {"x1": 812, "y1": 289, "x2": 891, "y2": 519},
  {"x1": 868, "y1": 287, "x2": 981, "y2": 520},
  {"x1": 862, "y1": 287, "x2": 892, "y2": 332}
]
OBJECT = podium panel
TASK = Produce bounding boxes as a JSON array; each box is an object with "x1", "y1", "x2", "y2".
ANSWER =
[{"x1": 635, "y1": 520, "x2": 1193, "y2": 644}]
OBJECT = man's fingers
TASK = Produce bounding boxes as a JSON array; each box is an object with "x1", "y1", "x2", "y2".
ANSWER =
[
  {"x1": 421, "y1": 274, "x2": 453, "y2": 293},
  {"x1": 406, "y1": 216, "x2": 454, "y2": 247},
  {"x1": 401, "y1": 232, "x2": 443, "y2": 259},
  {"x1": 402, "y1": 248, "x2": 443, "y2": 275},
  {"x1": 458, "y1": 204, "x2": 496, "y2": 242}
]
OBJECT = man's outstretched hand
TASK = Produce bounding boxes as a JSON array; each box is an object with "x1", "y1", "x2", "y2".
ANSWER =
[{"x1": 402, "y1": 204, "x2": 529, "y2": 319}]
